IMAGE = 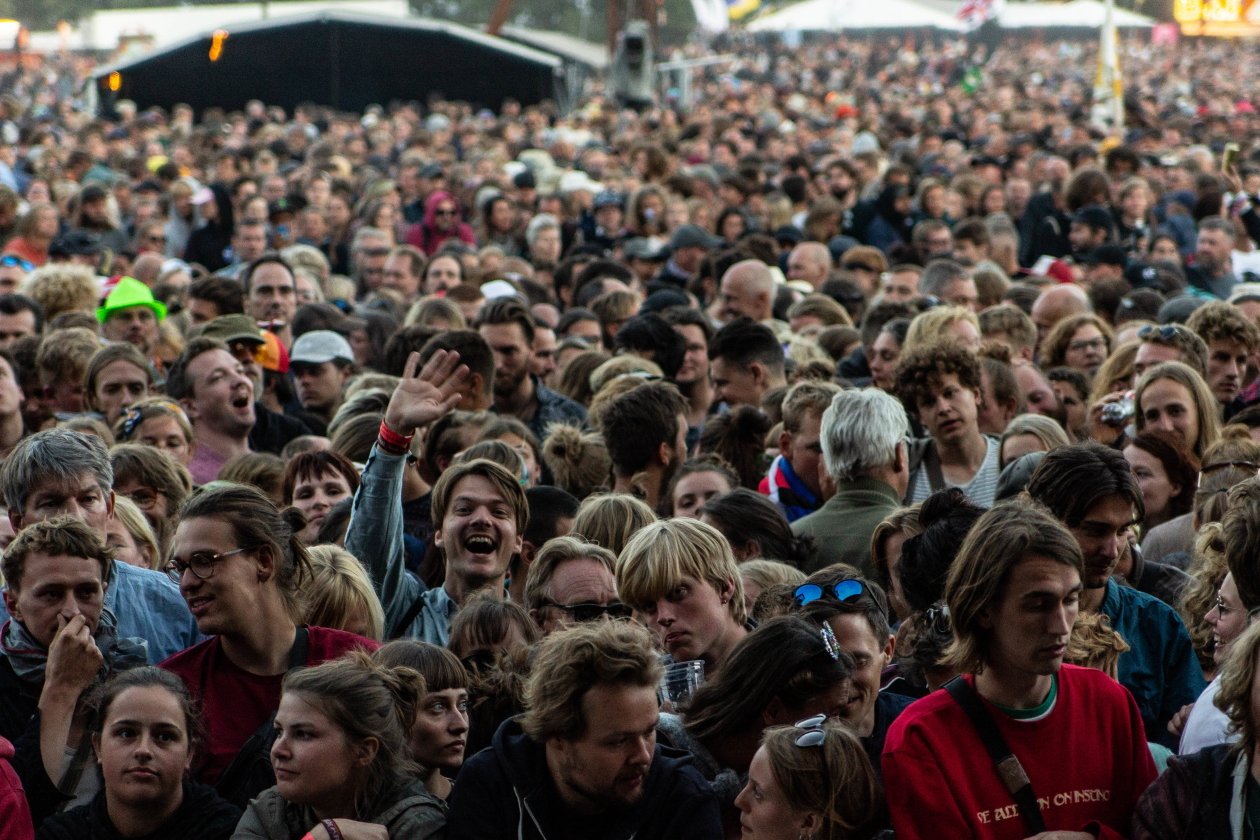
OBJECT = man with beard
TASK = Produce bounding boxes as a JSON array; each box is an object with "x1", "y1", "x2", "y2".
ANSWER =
[
  {"x1": 166, "y1": 337, "x2": 257, "y2": 484},
  {"x1": 243, "y1": 254, "x2": 297, "y2": 350},
  {"x1": 1027, "y1": 442, "x2": 1204, "y2": 748},
  {"x1": 1188, "y1": 217, "x2": 1239, "y2": 300},
  {"x1": 476, "y1": 297, "x2": 585, "y2": 442},
  {"x1": 447, "y1": 620, "x2": 722, "y2": 840},
  {"x1": 597, "y1": 381, "x2": 688, "y2": 511},
  {"x1": 97, "y1": 277, "x2": 165, "y2": 363}
]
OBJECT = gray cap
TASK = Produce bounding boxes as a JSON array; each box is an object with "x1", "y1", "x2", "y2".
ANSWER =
[
  {"x1": 290, "y1": 329, "x2": 354, "y2": 365},
  {"x1": 669, "y1": 224, "x2": 722, "y2": 251},
  {"x1": 1157, "y1": 293, "x2": 1209, "y2": 325}
]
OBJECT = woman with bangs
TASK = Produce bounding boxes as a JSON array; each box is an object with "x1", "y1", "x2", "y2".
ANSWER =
[
  {"x1": 281, "y1": 450, "x2": 360, "y2": 546},
  {"x1": 616, "y1": 517, "x2": 749, "y2": 675},
  {"x1": 1134, "y1": 361, "x2": 1221, "y2": 461}
]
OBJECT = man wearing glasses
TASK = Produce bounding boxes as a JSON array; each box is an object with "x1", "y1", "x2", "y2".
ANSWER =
[
  {"x1": 883, "y1": 499, "x2": 1155, "y2": 839},
  {"x1": 448, "y1": 620, "x2": 722, "y2": 839},
  {"x1": 523, "y1": 536, "x2": 627, "y2": 635}
]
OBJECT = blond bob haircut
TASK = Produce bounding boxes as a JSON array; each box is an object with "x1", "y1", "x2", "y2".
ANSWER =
[
  {"x1": 902, "y1": 305, "x2": 979, "y2": 354},
  {"x1": 431, "y1": 458, "x2": 528, "y2": 535},
  {"x1": 1215, "y1": 620, "x2": 1260, "y2": 759},
  {"x1": 571, "y1": 493, "x2": 656, "y2": 557},
  {"x1": 110, "y1": 495, "x2": 160, "y2": 570},
  {"x1": 617, "y1": 517, "x2": 748, "y2": 626},
  {"x1": 304, "y1": 545, "x2": 386, "y2": 641},
  {"x1": 943, "y1": 499, "x2": 1082, "y2": 674},
  {"x1": 521, "y1": 619, "x2": 662, "y2": 742},
  {"x1": 1134, "y1": 361, "x2": 1221, "y2": 460},
  {"x1": 523, "y1": 535, "x2": 618, "y2": 615},
  {"x1": 759, "y1": 721, "x2": 880, "y2": 840}
]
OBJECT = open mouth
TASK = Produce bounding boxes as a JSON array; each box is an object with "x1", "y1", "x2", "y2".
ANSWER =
[
  {"x1": 231, "y1": 393, "x2": 251, "y2": 409},
  {"x1": 464, "y1": 534, "x2": 497, "y2": 555},
  {"x1": 186, "y1": 595, "x2": 213, "y2": 616}
]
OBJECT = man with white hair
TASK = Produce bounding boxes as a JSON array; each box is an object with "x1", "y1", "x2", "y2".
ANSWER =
[
  {"x1": 792, "y1": 388, "x2": 910, "y2": 575},
  {"x1": 786, "y1": 241, "x2": 833, "y2": 290}
]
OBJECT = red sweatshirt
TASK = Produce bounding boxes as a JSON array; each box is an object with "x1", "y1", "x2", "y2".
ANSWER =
[
  {"x1": 0, "y1": 735, "x2": 34, "y2": 840},
  {"x1": 882, "y1": 665, "x2": 1156, "y2": 840}
]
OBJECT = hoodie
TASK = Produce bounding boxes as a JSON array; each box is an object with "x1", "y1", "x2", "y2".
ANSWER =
[
  {"x1": 447, "y1": 717, "x2": 722, "y2": 840},
  {"x1": 406, "y1": 191, "x2": 477, "y2": 256}
]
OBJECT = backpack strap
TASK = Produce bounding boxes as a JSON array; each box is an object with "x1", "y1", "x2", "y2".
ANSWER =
[{"x1": 944, "y1": 676, "x2": 1046, "y2": 836}]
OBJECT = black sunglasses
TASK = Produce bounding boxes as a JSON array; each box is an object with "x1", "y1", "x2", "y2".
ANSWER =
[{"x1": 540, "y1": 601, "x2": 632, "y2": 622}]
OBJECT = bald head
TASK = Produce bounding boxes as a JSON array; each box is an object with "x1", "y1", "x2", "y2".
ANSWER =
[
  {"x1": 720, "y1": 259, "x2": 775, "y2": 322},
  {"x1": 1031, "y1": 284, "x2": 1091, "y2": 346},
  {"x1": 787, "y1": 242, "x2": 832, "y2": 290},
  {"x1": 131, "y1": 253, "x2": 164, "y2": 287}
]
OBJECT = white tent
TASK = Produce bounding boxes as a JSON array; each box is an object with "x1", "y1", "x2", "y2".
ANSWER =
[
  {"x1": 998, "y1": 0, "x2": 1155, "y2": 28},
  {"x1": 748, "y1": 0, "x2": 964, "y2": 32}
]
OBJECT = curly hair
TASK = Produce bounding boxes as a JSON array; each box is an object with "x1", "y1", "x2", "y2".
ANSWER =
[
  {"x1": 1187, "y1": 300, "x2": 1260, "y2": 354},
  {"x1": 893, "y1": 340, "x2": 983, "y2": 416}
]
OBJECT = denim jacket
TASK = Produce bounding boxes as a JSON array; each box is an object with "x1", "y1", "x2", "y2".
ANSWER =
[{"x1": 344, "y1": 444, "x2": 446, "y2": 642}]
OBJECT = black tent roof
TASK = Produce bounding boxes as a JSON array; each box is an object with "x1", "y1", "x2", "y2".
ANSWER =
[{"x1": 92, "y1": 10, "x2": 564, "y2": 114}]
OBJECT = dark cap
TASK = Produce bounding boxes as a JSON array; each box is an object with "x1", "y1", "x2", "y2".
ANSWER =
[
  {"x1": 1158, "y1": 293, "x2": 1209, "y2": 325},
  {"x1": 773, "y1": 225, "x2": 804, "y2": 245},
  {"x1": 1072, "y1": 205, "x2": 1113, "y2": 231},
  {"x1": 268, "y1": 197, "x2": 301, "y2": 219},
  {"x1": 513, "y1": 169, "x2": 537, "y2": 190},
  {"x1": 420, "y1": 163, "x2": 444, "y2": 179},
  {"x1": 640, "y1": 287, "x2": 692, "y2": 313},
  {"x1": 80, "y1": 183, "x2": 109, "y2": 203},
  {"x1": 669, "y1": 224, "x2": 722, "y2": 251},
  {"x1": 593, "y1": 190, "x2": 624, "y2": 210},
  {"x1": 49, "y1": 229, "x2": 102, "y2": 257},
  {"x1": 201, "y1": 313, "x2": 265, "y2": 345},
  {"x1": 1083, "y1": 244, "x2": 1128, "y2": 267}
]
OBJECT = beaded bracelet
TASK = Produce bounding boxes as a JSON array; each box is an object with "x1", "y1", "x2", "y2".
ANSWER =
[{"x1": 321, "y1": 819, "x2": 344, "y2": 840}]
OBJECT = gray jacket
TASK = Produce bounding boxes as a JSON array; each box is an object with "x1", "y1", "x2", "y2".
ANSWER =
[{"x1": 232, "y1": 778, "x2": 446, "y2": 839}]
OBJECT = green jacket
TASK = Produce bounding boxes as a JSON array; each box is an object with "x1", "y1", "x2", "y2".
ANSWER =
[
  {"x1": 791, "y1": 476, "x2": 902, "y2": 576},
  {"x1": 232, "y1": 778, "x2": 446, "y2": 840}
]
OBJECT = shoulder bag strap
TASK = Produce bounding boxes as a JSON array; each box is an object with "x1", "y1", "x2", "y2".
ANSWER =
[
  {"x1": 943, "y1": 675, "x2": 1046, "y2": 836},
  {"x1": 924, "y1": 440, "x2": 946, "y2": 493}
]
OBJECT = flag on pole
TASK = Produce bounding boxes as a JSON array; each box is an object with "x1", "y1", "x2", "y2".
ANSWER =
[
  {"x1": 958, "y1": 0, "x2": 1004, "y2": 31},
  {"x1": 1092, "y1": 0, "x2": 1125, "y2": 131},
  {"x1": 727, "y1": 0, "x2": 761, "y2": 21}
]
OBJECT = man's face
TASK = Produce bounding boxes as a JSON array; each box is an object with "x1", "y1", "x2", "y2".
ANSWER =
[
  {"x1": 940, "y1": 278, "x2": 980, "y2": 312},
  {"x1": 1206, "y1": 338, "x2": 1249, "y2": 404},
  {"x1": 719, "y1": 276, "x2": 761, "y2": 321},
  {"x1": 479, "y1": 322, "x2": 533, "y2": 398},
  {"x1": 247, "y1": 263, "x2": 297, "y2": 327},
  {"x1": 355, "y1": 238, "x2": 390, "y2": 291},
  {"x1": 1067, "y1": 495, "x2": 1137, "y2": 590},
  {"x1": 233, "y1": 226, "x2": 267, "y2": 262},
  {"x1": 0, "y1": 264, "x2": 28, "y2": 294},
  {"x1": 292, "y1": 361, "x2": 350, "y2": 415},
  {"x1": 531, "y1": 228, "x2": 562, "y2": 264},
  {"x1": 1014, "y1": 363, "x2": 1062, "y2": 419},
  {"x1": 1068, "y1": 222, "x2": 1105, "y2": 256},
  {"x1": 534, "y1": 556, "x2": 620, "y2": 635},
  {"x1": 529, "y1": 327, "x2": 558, "y2": 380},
  {"x1": 710, "y1": 357, "x2": 761, "y2": 408},
  {"x1": 672, "y1": 325, "x2": 709, "y2": 386},
  {"x1": 916, "y1": 373, "x2": 980, "y2": 444},
  {"x1": 382, "y1": 254, "x2": 421, "y2": 301},
  {"x1": 1140, "y1": 377, "x2": 1199, "y2": 449},
  {"x1": 0, "y1": 309, "x2": 36, "y2": 347},
  {"x1": 103, "y1": 306, "x2": 159, "y2": 354},
  {"x1": 787, "y1": 247, "x2": 827, "y2": 288},
  {"x1": 782, "y1": 410, "x2": 824, "y2": 497},
  {"x1": 981, "y1": 555, "x2": 1080, "y2": 682},
  {"x1": 548, "y1": 683, "x2": 657, "y2": 812},
  {"x1": 185, "y1": 297, "x2": 221, "y2": 327},
  {"x1": 952, "y1": 239, "x2": 986, "y2": 267},
  {"x1": 3, "y1": 553, "x2": 105, "y2": 649},
  {"x1": 882, "y1": 270, "x2": 919, "y2": 303},
  {"x1": 1196, "y1": 228, "x2": 1234, "y2": 275},
  {"x1": 425, "y1": 256, "x2": 462, "y2": 295},
  {"x1": 433, "y1": 474, "x2": 522, "y2": 588},
  {"x1": 183, "y1": 349, "x2": 255, "y2": 436},
  {"x1": 13, "y1": 473, "x2": 113, "y2": 536},
  {"x1": 919, "y1": 229, "x2": 953, "y2": 260},
  {"x1": 828, "y1": 612, "x2": 893, "y2": 737},
  {"x1": 1132, "y1": 341, "x2": 1183, "y2": 383}
]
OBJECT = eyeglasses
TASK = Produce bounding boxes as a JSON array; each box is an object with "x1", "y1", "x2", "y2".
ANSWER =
[
  {"x1": 165, "y1": 546, "x2": 254, "y2": 583},
  {"x1": 0, "y1": 255, "x2": 32, "y2": 271},
  {"x1": 793, "y1": 578, "x2": 888, "y2": 623},
  {"x1": 539, "y1": 601, "x2": 632, "y2": 622},
  {"x1": 793, "y1": 714, "x2": 826, "y2": 748},
  {"x1": 1068, "y1": 337, "x2": 1107, "y2": 352},
  {"x1": 434, "y1": 208, "x2": 457, "y2": 217},
  {"x1": 1213, "y1": 595, "x2": 1231, "y2": 617}
]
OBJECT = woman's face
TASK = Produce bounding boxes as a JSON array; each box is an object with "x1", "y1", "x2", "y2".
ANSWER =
[
  {"x1": 291, "y1": 469, "x2": 353, "y2": 544},
  {"x1": 640, "y1": 574, "x2": 736, "y2": 664},
  {"x1": 95, "y1": 360, "x2": 151, "y2": 426},
  {"x1": 1208, "y1": 573, "x2": 1247, "y2": 667},
  {"x1": 982, "y1": 188, "x2": 1007, "y2": 215},
  {"x1": 1151, "y1": 237, "x2": 1180, "y2": 263},
  {"x1": 495, "y1": 432, "x2": 539, "y2": 487},
  {"x1": 1122, "y1": 187, "x2": 1149, "y2": 220},
  {"x1": 721, "y1": 213, "x2": 746, "y2": 242},
  {"x1": 1064, "y1": 325, "x2": 1107, "y2": 374},
  {"x1": 880, "y1": 532, "x2": 910, "y2": 619},
  {"x1": 671, "y1": 471, "x2": 732, "y2": 519},
  {"x1": 922, "y1": 185, "x2": 946, "y2": 218},
  {"x1": 135, "y1": 415, "x2": 192, "y2": 466},
  {"x1": 1001, "y1": 432, "x2": 1048, "y2": 467},
  {"x1": 271, "y1": 692, "x2": 364, "y2": 813},
  {"x1": 95, "y1": 686, "x2": 192, "y2": 814},
  {"x1": 410, "y1": 688, "x2": 470, "y2": 772},
  {"x1": 1123, "y1": 444, "x2": 1179, "y2": 525},
  {"x1": 327, "y1": 196, "x2": 352, "y2": 228},
  {"x1": 106, "y1": 518, "x2": 153, "y2": 569},
  {"x1": 868, "y1": 331, "x2": 902, "y2": 391},
  {"x1": 1139, "y1": 378, "x2": 1200, "y2": 453},
  {"x1": 1051, "y1": 380, "x2": 1087, "y2": 438},
  {"x1": 733, "y1": 746, "x2": 814, "y2": 840}
]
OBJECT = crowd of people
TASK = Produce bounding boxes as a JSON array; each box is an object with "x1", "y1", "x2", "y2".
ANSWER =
[{"x1": 2, "y1": 28, "x2": 1260, "y2": 840}]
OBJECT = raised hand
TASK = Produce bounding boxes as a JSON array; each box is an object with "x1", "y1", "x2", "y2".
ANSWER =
[{"x1": 384, "y1": 349, "x2": 470, "y2": 436}]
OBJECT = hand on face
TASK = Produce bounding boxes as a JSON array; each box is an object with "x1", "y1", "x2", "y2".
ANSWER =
[{"x1": 44, "y1": 613, "x2": 104, "y2": 695}]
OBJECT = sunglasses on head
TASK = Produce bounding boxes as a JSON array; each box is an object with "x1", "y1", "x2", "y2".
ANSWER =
[
  {"x1": 1137, "y1": 324, "x2": 1185, "y2": 343},
  {"x1": 0, "y1": 255, "x2": 32, "y2": 271},
  {"x1": 794, "y1": 577, "x2": 889, "y2": 623},
  {"x1": 540, "y1": 601, "x2": 632, "y2": 623},
  {"x1": 793, "y1": 714, "x2": 826, "y2": 748}
]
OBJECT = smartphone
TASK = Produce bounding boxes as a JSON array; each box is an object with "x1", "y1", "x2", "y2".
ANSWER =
[{"x1": 1224, "y1": 142, "x2": 1240, "y2": 173}]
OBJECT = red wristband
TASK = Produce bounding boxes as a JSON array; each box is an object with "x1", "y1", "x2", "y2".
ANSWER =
[{"x1": 378, "y1": 419, "x2": 414, "y2": 453}]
